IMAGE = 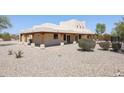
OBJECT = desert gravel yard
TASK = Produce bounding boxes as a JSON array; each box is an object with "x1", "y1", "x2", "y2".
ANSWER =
[{"x1": 0, "y1": 41, "x2": 124, "y2": 77}]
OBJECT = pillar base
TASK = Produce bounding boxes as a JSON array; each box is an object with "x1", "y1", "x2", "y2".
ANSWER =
[
  {"x1": 73, "y1": 41, "x2": 76, "y2": 44},
  {"x1": 31, "y1": 43, "x2": 35, "y2": 47},
  {"x1": 40, "y1": 44, "x2": 45, "y2": 49},
  {"x1": 60, "y1": 42, "x2": 64, "y2": 46}
]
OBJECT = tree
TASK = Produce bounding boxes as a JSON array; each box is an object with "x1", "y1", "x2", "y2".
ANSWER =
[
  {"x1": 0, "y1": 16, "x2": 12, "y2": 32},
  {"x1": 111, "y1": 29, "x2": 118, "y2": 37},
  {"x1": 114, "y1": 18, "x2": 124, "y2": 41},
  {"x1": 96, "y1": 23, "x2": 106, "y2": 35}
]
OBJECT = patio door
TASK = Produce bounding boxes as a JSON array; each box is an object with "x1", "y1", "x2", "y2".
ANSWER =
[{"x1": 67, "y1": 35, "x2": 70, "y2": 43}]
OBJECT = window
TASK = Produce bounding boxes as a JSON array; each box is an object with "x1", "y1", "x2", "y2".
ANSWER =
[
  {"x1": 79, "y1": 34, "x2": 81, "y2": 39},
  {"x1": 64, "y1": 34, "x2": 66, "y2": 41},
  {"x1": 54, "y1": 34, "x2": 58, "y2": 39}
]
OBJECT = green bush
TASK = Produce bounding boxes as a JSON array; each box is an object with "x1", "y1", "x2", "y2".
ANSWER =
[
  {"x1": 99, "y1": 42, "x2": 110, "y2": 50},
  {"x1": 112, "y1": 42, "x2": 122, "y2": 51},
  {"x1": 78, "y1": 39, "x2": 96, "y2": 51}
]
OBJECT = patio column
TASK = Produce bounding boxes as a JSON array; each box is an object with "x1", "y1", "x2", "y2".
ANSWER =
[
  {"x1": 60, "y1": 33, "x2": 64, "y2": 46},
  {"x1": 40, "y1": 33, "x2": 45, "y2": 49},
  {"x1": 24, "y1": 34, "x2": 28, "y2": 45},
  {"x1": 19, "y1": 34, "x2": 22, "y2": 42},
  {"x1": 18, "y1": 34, "x2": 23, "y2": 45},
  {"x1": 73, "y1": 34, "x2": 76, "y2": 44},
  {"x1": 31, "y1": 33, "x2": 35, "y2": 47},
  {"x1": 24, "y1": 34, "x2": 27, "y2": 42}
]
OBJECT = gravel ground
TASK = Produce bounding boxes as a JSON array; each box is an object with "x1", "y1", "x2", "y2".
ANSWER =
[{"x1": 0, "y1": 41, "x2": 124, "y2": 77}]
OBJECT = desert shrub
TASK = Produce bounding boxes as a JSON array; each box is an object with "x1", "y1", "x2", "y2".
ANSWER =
[
  {"x1": 112, "y1": 42, "x2": 122, "y2": 51},
  {"x1": 99, "y1": 41, "x2": 110, "y2": 50},
  {"x1": 78, "y1": 39, "x2": 96, "y2": 51},
  {"x1": 8, "y1": 49, "x2": 13, "y2": 55},
  {"x1": 14, "y1": 50, "x2": 23, "y2": 58}
]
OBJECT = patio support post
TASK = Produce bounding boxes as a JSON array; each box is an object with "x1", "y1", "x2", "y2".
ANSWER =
[
  {"x1": 60, "y1": 33, "x2": 64, "y2": 46},
  {"x1": 24, "y1": 34, "x2": 28, "y2": 45},
  {"x1": 73, "y1": 34, "x2": 76, "y2": 44},
  {"x1": 19, "y1": 34, "x2": 23, "y2": 45},
  {"x1": 31, "y1": 33, "x2": 35, "y2": 47}
]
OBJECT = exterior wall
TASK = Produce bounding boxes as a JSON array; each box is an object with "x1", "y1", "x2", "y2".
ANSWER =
[
  {"x1": 20, "y1": 33, "x2": 94, "y2": 47},
  {"x1": 77, "y1": 34, "x2": 92, "y2": 41},
  {"x1": 27, "y1": 34, "x2": 32, "y2": 41},
  {"x1": 34, "y1": 33, "x2": 42, "y2": 45},
  {"x1": 44, "y1": 33, "x2": 61, "y2": 46},
  {"x1": 66, "y1": 34, "x2": 75, "y2": 43},
  {"x1": 21, "y1": 34, "x2": 27, "y2": 42},
  {"x1": 21, "y1": 34, "x2": 32, "y2": 43},
  {"x1": 81, "y1": 35, "x2": 88, "y2": 39}
]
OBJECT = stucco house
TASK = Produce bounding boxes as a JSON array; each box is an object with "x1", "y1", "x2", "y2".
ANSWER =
[{"x1": 19, "y1": 19, "x2": 95, "y2": 48}]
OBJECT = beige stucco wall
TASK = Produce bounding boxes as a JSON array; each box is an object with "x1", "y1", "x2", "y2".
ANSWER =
[
  {"x1": 44, "y1": 33, "x2": 62, "y2": 46},
  {"x1": 44, "y1": 33, "x2": 64, "y2": 41},
  {"x1": 34, "y1": 33, "x2": 42, "y2": 45},
  {"x1": 81, "y1": 35, "x2": 88, "y2": 39},
  {"x1": 21, "y1": 34, "x2": 27, "y2": 42},
  {"x1": 44, "y1": 33, "x2": 53, "y2": 41},
  {"x1": 66, "y1": 34, "x2": 75, "y2": 43}
]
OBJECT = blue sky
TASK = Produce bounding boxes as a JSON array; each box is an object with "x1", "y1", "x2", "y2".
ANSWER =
[{"x1": 3, "y1": 15, "x2": 123, "y2": 34}]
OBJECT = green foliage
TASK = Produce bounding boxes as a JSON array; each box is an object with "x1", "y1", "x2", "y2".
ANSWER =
[
  {"x1": 114, "y1": 17, "x2": 124, "y2": 41},
  {"x1": 14, "y1": 50, "x2": 23, "y2": 58},
  {"x1": 0, "y1": 16, "x2": 12, "y2": 31},
  {"x1": 78, "y1": 39, "x2": 96, "y2": 51},
  {"x1": 97, "y1": 34, "x2": 104, "y2": 40},
  {"x1": 97, "y1": 34, "x2": 111, "y2": 41},
  {"x1": 0, "y1": 33, "x2": 2, "y2": 38},
  {"x1": 96, "y1": 23, "x2": 106, "y2": 35},
  {"x1": 2, "y1": 32, "x2": 11, "y2": 41},
  {"x1": 112, "y1": 42, "x2": 122, "y2": 51},
  {"x1": 103, "y1": 34, "x2": 111, "y2": 41},
  {"x1": 111, "y1": 29, "x2": 119, "y2": 37},
  {"x1": 99, "y1": 42, "x2": 110, "y2": 50}
]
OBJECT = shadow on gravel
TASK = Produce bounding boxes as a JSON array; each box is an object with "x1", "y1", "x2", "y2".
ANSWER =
[
  {"x1": 0, "y1": 75, "x2": 5, "y2": 77},
  {"x1": 110, "y1": 50, "x2": 124, "y2": 55},
  {"x1": 77, "y1": 49, "x2": 94, "y2": 52},
  {"x1": 98, "y1": 48, "x2": 109, "y2": 51}
]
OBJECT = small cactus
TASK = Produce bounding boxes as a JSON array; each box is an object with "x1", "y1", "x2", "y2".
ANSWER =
[
  {"x1": 8, "y1": 49, "x2": 13, "y2": 55},
  {"x1": 15, "y1": 50, "x2": 23, "y2": 58}
]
